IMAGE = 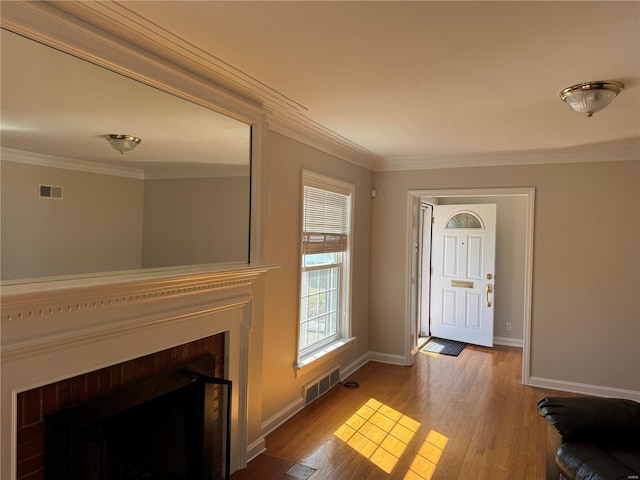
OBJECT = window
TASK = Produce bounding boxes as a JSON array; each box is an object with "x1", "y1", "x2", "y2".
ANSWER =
[
  {"x1": 445, "y1": 212, "x2": 483, "y2": 229},
  {"x1": 298, "y1": 171, "x2": 354, "y2": 366}
]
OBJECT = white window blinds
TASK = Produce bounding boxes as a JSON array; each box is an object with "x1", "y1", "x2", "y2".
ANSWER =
[{"x1": 303, "y1": 186, "x2": 350, "y2": 255}]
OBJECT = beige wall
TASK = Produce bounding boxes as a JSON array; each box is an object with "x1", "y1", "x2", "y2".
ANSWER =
[
  {"x1": 142, "y1": 176, "x2": 250, "y2": 267},
  {"x1": 371, "y1": 160, "x2": 640, "y2": 392},
  {"x1": 437, "y1": 196, "x2": 528, "y2": 342},
  {"x1": 261, "y1": 130, "x2": 372, "y2": 421},
  {"x1": 1, "y1": 162, "x2": 250, "y2": 279},
  {"x1": 1, "y1": 161, "x2": 143, "y2": 280}
]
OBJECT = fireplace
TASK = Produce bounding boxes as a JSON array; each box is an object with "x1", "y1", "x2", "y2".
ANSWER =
[
  {"x1": 1, "y1": 265, "x2": 270, "y2": 480},
  {"x1": 15, "y1": 336, "x2": 227, "y2": 479},
  {"x1": 45, "y1": 355, "x2": 231, "y2": 480}
]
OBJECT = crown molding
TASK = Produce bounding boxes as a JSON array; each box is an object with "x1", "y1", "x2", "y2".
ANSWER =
[
  {"x1": 375, "y1": 137, "x2": 640, "y2": 172},
  {"x1": 143, "y1": 165, "x2": 251, "y2": 180},
  {"x1": 1, "y1": 1, "x2": 378, "y2": 171},
  {"x1": 0, "y1": 1, "x2": 264, "y2": 123},
  {"x1": 45, "y1": 1, "x2": 304, "y2": 114},
  {"x1": 1, "y1": 147, "x2": 144, "y2": 179},
  {"x1": 1, "y1": 147, "x2": 251, "y2": 180},
  {"x1": 267, "y1": 115, "x2": 380, "y2": 171}
]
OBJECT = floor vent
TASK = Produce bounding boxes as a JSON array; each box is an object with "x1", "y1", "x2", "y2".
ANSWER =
[
  {"x1": 303, "y1": 367, "x2": 340, "y2": 406},
  {"x1": 39, "y1": 184, "x2": 63, "y2": 199}
]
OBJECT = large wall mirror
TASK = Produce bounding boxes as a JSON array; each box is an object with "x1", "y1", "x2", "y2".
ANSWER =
[{"x1": 1, "y1": 28, "x2": 253, "y2": 283}]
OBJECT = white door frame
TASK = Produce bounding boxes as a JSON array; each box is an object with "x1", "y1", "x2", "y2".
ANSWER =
[
  {"x1": 418, "y1": 202, "x2": 433, "y2": 341},
  {"x1": 404, "y1": 187, "x2": 535, "y2": 386}
]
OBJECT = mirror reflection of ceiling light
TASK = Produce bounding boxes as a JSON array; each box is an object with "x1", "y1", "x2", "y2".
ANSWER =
[
  {"x1": 559, "y1": 81, "x2": 624, "y2": 117},
  {"x1": 104, "y1": 134, "x2": 142, "y2": 154}
]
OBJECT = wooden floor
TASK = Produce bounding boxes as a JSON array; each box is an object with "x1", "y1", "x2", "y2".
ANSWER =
[{"x1": 232, "y1": 345, "x2": 576, "y2": 480}]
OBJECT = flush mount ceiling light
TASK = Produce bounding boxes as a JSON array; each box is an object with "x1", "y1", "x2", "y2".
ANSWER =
[
  {"x1": 104, "y1": 134, "x2": 141, "y2": 154},
  {"x1": 559, "y1": 81, "x2": 624, "y2": 117}
]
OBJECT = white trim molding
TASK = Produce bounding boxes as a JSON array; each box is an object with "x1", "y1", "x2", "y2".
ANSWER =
[
  {"x1": 1, "y1": 147, "x2": 144, "y2": 179},
  {"x1": 267, "y1": 117, "x2": 380, "y2": 171},
  {"x1": 295, "y1": 338, "x2": 356, "y2": 377},
  {"x1": 494, "y1": 337, "x2": 524, "y2": 348},
  {"x1": 261, "y1": 397, "x2": 306, "y2": 439},
  {"x1": 369, "y1": 351, "x2": 408, "y2": 366},
  {"x1": 340, "y1": 353, "x2": 371, "y2": 380},
  {"x1": 529, "y1": 377, "x2": 640, "y2": 402},
  {"x1": 246, "y1": 438, "x2": 267, "y2": 464},
  {"x1": 374, "y1": 137, "x2": 640, "y2": 172}
]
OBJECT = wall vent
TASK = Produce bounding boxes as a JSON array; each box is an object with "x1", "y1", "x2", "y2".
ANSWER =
[
  {"x1": 39, "y1": 184, "x2": 63, "y2": 199},
  {"x1": 303, "y1": 366, "x2": 340, "y2": 406}
]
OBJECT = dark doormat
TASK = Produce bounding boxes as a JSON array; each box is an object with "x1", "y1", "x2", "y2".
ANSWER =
[{"x1": 421, "y1": 337, "x2": 466, "y2": 356}]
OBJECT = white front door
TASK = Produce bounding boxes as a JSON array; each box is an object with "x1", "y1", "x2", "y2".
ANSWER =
[{"x1": 430, "y1": 204, "x2": 496, "y2": 347}]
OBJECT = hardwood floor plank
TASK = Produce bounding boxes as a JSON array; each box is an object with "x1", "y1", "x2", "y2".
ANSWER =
[{"x1": 235, "y1": 345, "x2": 579, "y2": 479}]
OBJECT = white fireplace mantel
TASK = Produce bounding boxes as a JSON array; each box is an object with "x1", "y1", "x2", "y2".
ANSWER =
[{"x1": 1, "y1": 263, "x2": 273, "y2": 480}]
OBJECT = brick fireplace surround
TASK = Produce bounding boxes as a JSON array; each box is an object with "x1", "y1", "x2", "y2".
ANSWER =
[
  {"x1": 17, "y1": 334, "x2": 225, "y2": 479},
  {"x1": 1, "y1": 265, "x2": 269, "y2": 480}
]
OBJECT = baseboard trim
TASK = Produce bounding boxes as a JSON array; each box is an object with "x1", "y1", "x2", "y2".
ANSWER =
[
  {"x1": 246, "y1": 437, "x2": 266, "y2": 464},
  {"x1": 340, "y1": 352, "x2": 370, "y2": 380},
  {"x1": 529, "y1": 376, "x2": 640, "y2": 401},
  {"x1": 368, "y1": 351, "x2": 408, "y2": 366},
  {"x1": 258, "y1": 355, "x2": 369, "y2": 447},
  {"x1": 260, "y1": 396, "x2": 305, "y2": 438},
  {"x1": 493, "y1": 336, "x2": 524, "y2": 348}
]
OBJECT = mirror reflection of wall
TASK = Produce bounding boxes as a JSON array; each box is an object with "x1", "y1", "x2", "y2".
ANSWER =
[{"x1": 0, "y1": 29, "x2": 251, "y2": 282}]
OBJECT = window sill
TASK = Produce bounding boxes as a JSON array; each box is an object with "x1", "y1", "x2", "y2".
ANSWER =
[{"x1": 295, "y1": 337, "x2": 356, "y2": 377}]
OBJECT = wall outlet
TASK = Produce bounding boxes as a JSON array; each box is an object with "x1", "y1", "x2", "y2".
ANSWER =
[{"x1": 505, "y1": 322, "x2": 512, "y2": 332}]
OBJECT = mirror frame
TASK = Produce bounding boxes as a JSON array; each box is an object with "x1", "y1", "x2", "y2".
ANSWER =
[{"x1": 1, "y1": 1, "x2": 266, "y2": 281}]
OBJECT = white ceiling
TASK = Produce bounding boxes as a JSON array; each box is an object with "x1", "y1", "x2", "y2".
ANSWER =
[
  {"x1": 118, "y1": 1, "x2": 640, "y2": 168},
  {"x1": 2, "y1": 1, "x2": 639, "y2": 171}
]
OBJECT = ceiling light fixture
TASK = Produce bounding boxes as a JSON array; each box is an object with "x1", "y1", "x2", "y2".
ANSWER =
[
  {"x1": 104, "y1": 134, "x2": 141, "y2": 154},
  {"x1": 559, "y1": 81, "x2": 624, "y2": 117}
]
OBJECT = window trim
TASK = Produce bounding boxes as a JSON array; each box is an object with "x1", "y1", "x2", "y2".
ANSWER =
[{"x1": 296, "y1": 170, "x2": 355, "y2": 370}]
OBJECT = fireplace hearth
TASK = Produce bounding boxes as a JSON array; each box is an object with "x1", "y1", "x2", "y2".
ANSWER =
[{"x1": 46, "y1": 356, "x2": 231, "y2": 480}]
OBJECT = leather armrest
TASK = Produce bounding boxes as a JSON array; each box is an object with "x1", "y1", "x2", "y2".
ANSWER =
[
  {"x1": 537, "y1": 396, "x2": 640, "y2": 443},
  {"x1": 556, "y1": 442, "x2": 640, "y2": 480}
]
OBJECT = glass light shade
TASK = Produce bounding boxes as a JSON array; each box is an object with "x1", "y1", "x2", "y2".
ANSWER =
[
  {"x1": 105, "y1": 134, "x2": 141, "y2": 154},
  {"x1": 559, "y1": 81, "x2": 624, "y2": 117}
]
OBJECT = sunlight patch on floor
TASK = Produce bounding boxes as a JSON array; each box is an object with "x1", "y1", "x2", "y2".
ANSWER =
[
  {"x1": 334, "y1": 398, "x2": 421, "y2": 474},
  {"x1": 403, "y1": 430, "x2": 449, "y2": 480}
]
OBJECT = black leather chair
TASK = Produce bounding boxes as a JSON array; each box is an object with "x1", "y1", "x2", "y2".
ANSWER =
[{"x1": 537, "y1": 396, "x2": 640, "y2": 480}]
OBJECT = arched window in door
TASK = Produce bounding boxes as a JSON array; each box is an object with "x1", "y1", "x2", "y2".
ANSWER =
[{"x1": 445, "y1": 212, "x2": 484, "y2": 230}]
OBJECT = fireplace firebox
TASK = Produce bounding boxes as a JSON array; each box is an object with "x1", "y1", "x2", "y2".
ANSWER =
[{"x1": 45, "y1": 356, "x2": 231, "y2": 480}]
